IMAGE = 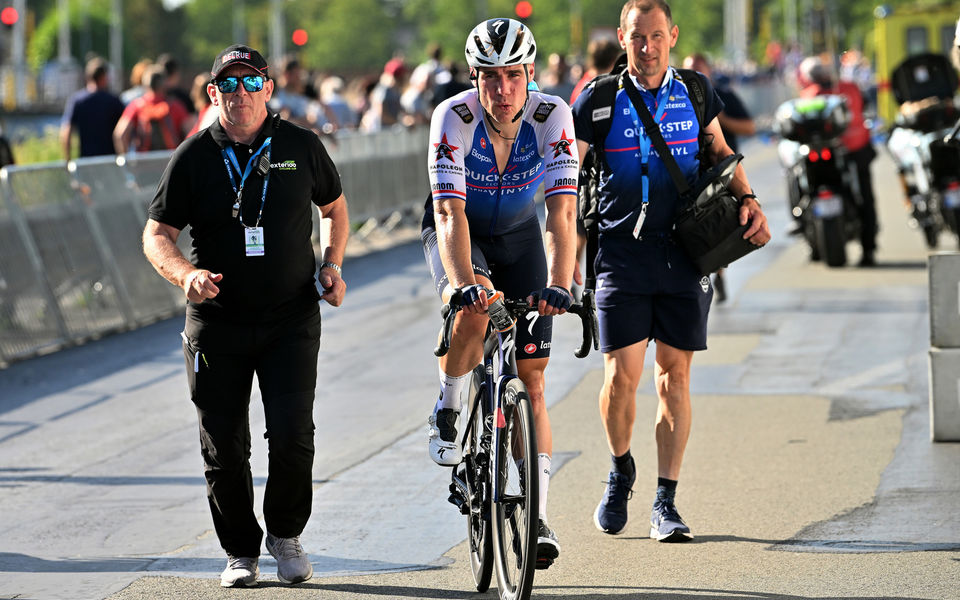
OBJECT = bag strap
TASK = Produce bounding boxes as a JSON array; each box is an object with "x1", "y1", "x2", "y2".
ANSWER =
[
  {"x1": 675, "y1": 68, "x2": 706, "y2": 130},
  {"x1": 620, "y1": 73, "x2": 691, "y2": 196},
  {"x1": 587, "y1": 72, "x2": 621, "y2": 171}
]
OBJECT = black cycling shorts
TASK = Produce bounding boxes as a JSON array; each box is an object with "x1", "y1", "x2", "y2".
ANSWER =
[
  {"x1": 594, "y1": 234, "x2": 714, "y2": 353},
  {"x1": 421, "y1": 220, "x2": 553, "y2": 359}
]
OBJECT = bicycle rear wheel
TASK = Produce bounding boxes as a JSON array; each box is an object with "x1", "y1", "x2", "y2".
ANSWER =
[
  {"x1": 464, "y1": 368, "x2": 493, "y2": 591},
  {"x1": 491, "y1": 378, "x2": 538, "y2": 600}
]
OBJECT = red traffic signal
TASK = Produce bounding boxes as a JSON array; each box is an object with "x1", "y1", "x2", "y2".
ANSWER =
[
  {"x1": 292, "y1": 29, "x2": 308, "y2": 46},
  {"x1": 515, "y1": 1, "x2": 532, "y2": 19},
  {"x1": 1, "y1": 7, "x2": 19, "y2": 26}
]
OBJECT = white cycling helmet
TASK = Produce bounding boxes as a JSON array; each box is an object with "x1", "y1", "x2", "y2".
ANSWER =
[{"x1": 465, "y1": 18, "x2": 537, "y2": 68}]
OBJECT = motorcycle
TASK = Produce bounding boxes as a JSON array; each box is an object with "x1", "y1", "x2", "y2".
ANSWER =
[
  {"x1": 774, "y1": 94, "x2": 862, "y2": 267},
  {"x1": 884, "y1": 52, "x2": 960, "y2": 249}
]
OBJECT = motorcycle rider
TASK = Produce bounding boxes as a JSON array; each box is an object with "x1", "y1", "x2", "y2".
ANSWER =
[{"x1": 798, "y1": 55, "x2": 879, "y2": 266}]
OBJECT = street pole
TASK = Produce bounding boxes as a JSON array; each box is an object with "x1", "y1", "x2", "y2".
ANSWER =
[
  {"x1": 58, "y1": 0, "x2": 71, "y2": 64},
  {"x1": 233, "y1": 0, "x2": 246, "y2": 45},
  {"x1": 12, "y1": 0, "x2": 26, "y2": 106},
  {"x1": 110, "y1": 0, "x2": 122, "y2": 91},
  {"x1": 724, "y1": 0, "x2": 748, "y2": 72},
  {"x1": 270, "y1": 0, "x2": 283, "y2": 63},
  {"x1": 784, "y1": 0, "x2": 797, "y2": 48}
]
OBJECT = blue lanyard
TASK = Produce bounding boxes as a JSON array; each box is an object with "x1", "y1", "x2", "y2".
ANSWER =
[
  {"x1": 222, "y1": 137, "x2": 272, "y2": 227},
  {"x1": 625, "y1": 73, "x2": 673, "y2": 235}
]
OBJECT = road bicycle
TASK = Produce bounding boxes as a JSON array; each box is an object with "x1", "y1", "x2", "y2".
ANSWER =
[{"x1": 434, "y1": 288, "x2": 598, "y2": 600}]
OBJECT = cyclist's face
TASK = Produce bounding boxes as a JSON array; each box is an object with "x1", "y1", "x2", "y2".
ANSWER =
[
  {"x1": 210, "y1": 65, "x2": 274, "y2": 131},
  {"x1": 476, "y1": 64, "x2": 532, "y2": 123},
  {"x1": 618, "y1": 7, "x2": 677, "y2": 85}
]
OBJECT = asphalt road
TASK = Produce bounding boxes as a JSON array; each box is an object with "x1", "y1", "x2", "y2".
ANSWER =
[{"x1": 1, "y1": 138, "x2": 958, "y2": 600}]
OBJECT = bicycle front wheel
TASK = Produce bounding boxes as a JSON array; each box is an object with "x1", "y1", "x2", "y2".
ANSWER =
[
  {"x1": 465, "y1": 368, "x2": 493, "y2": 591},
  {"x1": 490, "y1": 378, "x2": 538, "y2": 600}
]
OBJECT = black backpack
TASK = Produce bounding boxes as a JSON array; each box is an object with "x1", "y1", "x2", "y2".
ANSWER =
[{"x1": 578, "y1": 56, "x2": 708, "y2": 287}]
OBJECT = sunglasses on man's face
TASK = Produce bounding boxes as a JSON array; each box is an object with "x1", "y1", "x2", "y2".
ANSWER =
[{"x1": 214, "y1": 75, "x2": 265, "y2": 94}]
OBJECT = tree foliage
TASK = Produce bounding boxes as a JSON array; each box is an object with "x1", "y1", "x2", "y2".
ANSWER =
[{"x1": 19, "y1": 0, "x2": 960, "y2": 79}]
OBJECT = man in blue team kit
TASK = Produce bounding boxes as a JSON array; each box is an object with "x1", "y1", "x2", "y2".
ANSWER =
[
  {"x1": 572, "y1": 0, "x2": 770, "y2": 542},
  {"x1": 421, "y1": 18, "x2": 579, "y2": 568}
]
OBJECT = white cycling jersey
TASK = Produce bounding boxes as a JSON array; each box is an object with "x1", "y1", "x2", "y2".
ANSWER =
[{"x1": 427, "y1": 88, "x2": 579, "y2": 237}]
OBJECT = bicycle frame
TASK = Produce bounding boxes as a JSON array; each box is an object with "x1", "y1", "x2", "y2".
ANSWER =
[
  {"x1": 436, "y1": 289, "x2": 598, "y2": 599},
  {"x1": 483, "y1": 319, "x2": 520, "y2": 504}
]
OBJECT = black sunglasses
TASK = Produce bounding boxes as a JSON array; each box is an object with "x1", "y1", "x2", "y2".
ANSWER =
[{"x1": 214, "y1": 75, "x2": 265, "y2": 94}]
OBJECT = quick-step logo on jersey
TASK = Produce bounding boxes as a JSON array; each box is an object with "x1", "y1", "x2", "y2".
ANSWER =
[
  {"x1": 602, "y1": 74, "x2": 702, "y2": 211},
  {"x1": 464, "y1": 123, "x2": 544, "y2": 204},
  {"x1": 428, "y1": 89, "x2": 578, "y2": 235}
]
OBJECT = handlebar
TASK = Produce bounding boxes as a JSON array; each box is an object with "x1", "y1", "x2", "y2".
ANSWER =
[{"x1": 433, "y1": 288, "x2": 600, "y2": 359}]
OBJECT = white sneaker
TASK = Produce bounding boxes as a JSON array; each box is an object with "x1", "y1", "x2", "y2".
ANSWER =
[
  {"x1": 266, "y1": 533, "x2": 313, "y2": 584},
  {"x1": 220, "y1": 556, "x2": 259, "y2": 587},
  {"x1": 428, "y1": 407, "x2": 461, "y2": 466}
]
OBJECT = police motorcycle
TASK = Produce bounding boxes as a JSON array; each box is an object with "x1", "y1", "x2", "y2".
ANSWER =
[
  {"x1": 774, "y1": 94, "x2": 861, "y2": 267},
  {"x1": 884, "y1": 53, "x2": 960, "y2": 249}
]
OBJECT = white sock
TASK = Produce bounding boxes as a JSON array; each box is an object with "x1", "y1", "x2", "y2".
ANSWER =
[
  {"x1": 538, "y1": 453, "x2": 551, "y2": 521},
  {"x1": 437, "y1": 367, "x2": 469, "y2": 411}
]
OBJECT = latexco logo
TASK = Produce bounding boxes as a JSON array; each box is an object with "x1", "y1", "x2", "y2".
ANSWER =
[{"x1": 272, "y1": 160, "x2": 297, "y2": 171}]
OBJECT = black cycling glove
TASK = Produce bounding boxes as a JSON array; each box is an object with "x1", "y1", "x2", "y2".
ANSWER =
[
  {"x1": 459, "y1": 284, "x2": 486, "y2": 306},
  {"x1": 539, "y1": 285, "x2": 572, "y2": 311}
]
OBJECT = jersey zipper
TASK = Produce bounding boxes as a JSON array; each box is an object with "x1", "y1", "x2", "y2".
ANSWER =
[{"x1": 488, "y1": 133, "x2": 519, "y2": 238}]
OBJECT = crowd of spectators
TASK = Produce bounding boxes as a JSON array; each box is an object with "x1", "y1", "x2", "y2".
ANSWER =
[{"x1": 52, "y1": 36, "x2": 871, "y2": 162}]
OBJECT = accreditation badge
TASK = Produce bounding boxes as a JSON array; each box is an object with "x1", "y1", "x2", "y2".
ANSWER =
[{"x1": 244, "y1": 226, "x2": 265, "y2": 256}]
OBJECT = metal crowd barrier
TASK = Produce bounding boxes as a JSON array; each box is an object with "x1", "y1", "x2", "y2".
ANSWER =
[{"x1": 0, "y1": 126, "x2": 430, "y2": 367}]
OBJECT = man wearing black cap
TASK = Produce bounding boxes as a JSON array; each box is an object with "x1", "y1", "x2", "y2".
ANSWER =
[{"x1": 142, "y1": 44, "x2": 349, "y2": 588}]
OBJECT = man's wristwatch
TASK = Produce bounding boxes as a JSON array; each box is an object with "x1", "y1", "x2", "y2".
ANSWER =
[
  {"x1": 320, "y1": 261, "x2": 342, "y2": 275},
  {"x1": 740, "y1": 193, "x2": 761, "y2": 208}
]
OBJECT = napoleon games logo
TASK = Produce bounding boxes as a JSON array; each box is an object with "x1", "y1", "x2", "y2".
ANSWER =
[
  {"x1": 549, "y1": 129, "x2": 574, "y2": 159},
  {"x1": 433, "y1": 133, "x2": 458, "y2": 164}
]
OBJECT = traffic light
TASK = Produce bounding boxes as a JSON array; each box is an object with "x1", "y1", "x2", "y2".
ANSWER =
[
  {"x1": 515, "y1": 1, "x2": 532, "y2": 20},
  {"x1": 1, "y1": 6, "x2": 19, "y2": 28}
]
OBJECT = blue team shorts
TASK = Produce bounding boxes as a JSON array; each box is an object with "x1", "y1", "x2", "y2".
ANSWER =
[
  {"x1": 594, "y1": 234, "x2": 714, "y2": 353},
  {"x1": 421, "y1": 221, "x2": 553, "y2": 359}
]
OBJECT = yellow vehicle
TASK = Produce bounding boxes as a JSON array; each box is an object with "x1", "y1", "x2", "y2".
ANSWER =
[{"x1": 874, "y1": 3, "x2": 960, "y2": 125}]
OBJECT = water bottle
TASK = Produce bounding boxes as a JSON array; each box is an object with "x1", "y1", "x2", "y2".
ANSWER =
[{"x1": 486, "y1": 291, "x2": 515, "y2": 332}]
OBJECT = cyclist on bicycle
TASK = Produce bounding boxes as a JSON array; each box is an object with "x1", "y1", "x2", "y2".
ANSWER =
[{"x1": 421, "y1": 17, "x2": 578, "y2": 568}]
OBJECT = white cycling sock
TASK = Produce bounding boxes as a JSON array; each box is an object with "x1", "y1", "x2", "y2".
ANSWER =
[
  {"x1": 437, "y1": 367, "x2": 469, "y2": 411},
  {"x1": 538, "y1": 453, "x2": 551, "y2": 521}
]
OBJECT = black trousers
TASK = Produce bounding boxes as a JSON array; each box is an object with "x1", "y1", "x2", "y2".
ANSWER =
[
  {"x1": 851, "y1": 144, "x2": 878, "y2": 253},
  {"x1": 181, "y1": 307, "x2": 321, "y2": 558}
]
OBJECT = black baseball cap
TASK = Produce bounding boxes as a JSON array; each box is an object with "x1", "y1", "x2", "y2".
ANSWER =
[{"x1": 211, "y1": 44, "x2": 268, "y2": 78}]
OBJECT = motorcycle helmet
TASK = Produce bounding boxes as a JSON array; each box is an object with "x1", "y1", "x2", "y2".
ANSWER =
[
  {"x1": 799, "y1": 56, "x2": 835, "y2": 88},
  {"x1": 464, "y1": 18, "x2": 537, "y2": 68}
]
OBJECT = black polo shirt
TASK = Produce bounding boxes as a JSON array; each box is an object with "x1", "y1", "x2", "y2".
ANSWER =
[{"x1": 149, "y1": 114, "x2": 342, "y2": 322}]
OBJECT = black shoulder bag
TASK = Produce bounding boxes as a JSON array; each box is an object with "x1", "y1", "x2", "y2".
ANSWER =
[{"x1": 620, "y1": 74, "x2": 761, "y2": 276}]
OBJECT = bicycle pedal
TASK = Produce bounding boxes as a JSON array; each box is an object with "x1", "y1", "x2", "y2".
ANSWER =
[
  {"x1": 535, "y1": 557, "x2": 555, "y2": 570},
  {"x1": 447, "y1": 491, "x2": 468, "y2": 514}
]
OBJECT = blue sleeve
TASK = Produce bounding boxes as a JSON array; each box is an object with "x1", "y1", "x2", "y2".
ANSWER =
[
  {"x1": 697, "y1": 75, "x2": 724, "y2": 125},
  {"x1": 571, "y1": 84, "x2": 595, "y2": 145},
  {"x1": 61, "y1": 93, "x2": 78, "y2": 126}
]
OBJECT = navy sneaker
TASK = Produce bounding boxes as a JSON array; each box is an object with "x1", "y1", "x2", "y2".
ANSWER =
[
  {"x1": 650, "y1": 499, "x2": 693, "y2": 542},
  {"x1": 593, "y1": 470, "x2": 635, "y2": 535}
]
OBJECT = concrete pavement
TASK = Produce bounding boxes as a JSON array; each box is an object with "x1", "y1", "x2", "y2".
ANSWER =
[{"x1": 104, "y1": 145, "x2": 960, "y2": 597}]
